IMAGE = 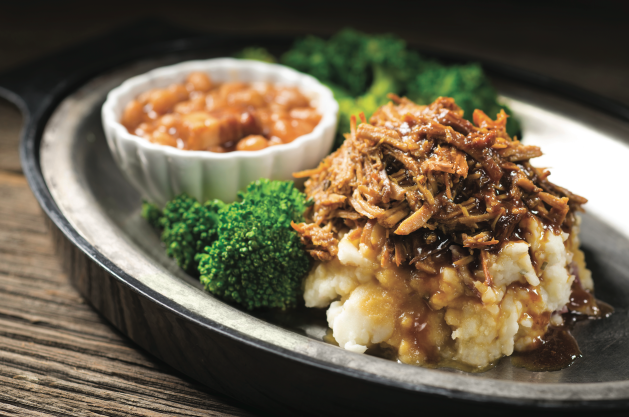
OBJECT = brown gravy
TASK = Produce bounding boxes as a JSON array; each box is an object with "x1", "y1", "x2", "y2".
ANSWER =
[
  {"x1": 511, "y1": 325, "x2": 581, "y2": 371},
  {"x1": 512, "y1": 277, "x2": 612, "y2": 371}
]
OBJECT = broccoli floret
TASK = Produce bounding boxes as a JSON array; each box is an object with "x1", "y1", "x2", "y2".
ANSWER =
[
  {"x1": 142, "y1": 181, "x2": 311, "y2": 310},
  {"x1": 282, "y1": 29, "x2": 521, "y2": 147},
  {"x1": 142, "y1": 194, "x2": 223, "y2": 274},
  {"x1": 197, "y1": 179, "x2": 310, "y2": 310},
  {"x1": 321, "y1": 29, "x2": 376, "y2": 96},
  {"x1": 281, "y1": 35, "x2": 332, "y2": 87},
  {"x1": 142, "y1": 200, "x2": 163, "y2": 229},
  {"x1": 282, "y1": 29, "x2": 421, "y2": 97},
  {"x1": 407, "y1": 63, "x2": 521, "y2": 138},
  {"x1": 234, "y1": 47, "x2": 276, "y2": 63},
  {"x1": 332, "y1": 65, "x2": 400, "y2": 149},
  {"x1": 283, "y1": 29, "x2": 429, "y2": 149}
]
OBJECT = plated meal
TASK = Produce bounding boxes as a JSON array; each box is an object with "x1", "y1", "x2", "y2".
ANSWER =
[{"x1": 103, "y1": 29, "x2": 612, "y2": 373}]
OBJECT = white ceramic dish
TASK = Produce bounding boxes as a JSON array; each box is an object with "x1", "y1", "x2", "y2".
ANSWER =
[{"x1": 101, "y1": 58, "x2": 338, "y2": 204}]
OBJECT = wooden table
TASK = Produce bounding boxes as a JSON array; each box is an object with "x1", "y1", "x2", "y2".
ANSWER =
[
  {"x1": 0, "y1": 100, "x2": 257, "y2": 416},
  {"x1": 1, "y1": 2, "x2": 628, "y2": 415}
]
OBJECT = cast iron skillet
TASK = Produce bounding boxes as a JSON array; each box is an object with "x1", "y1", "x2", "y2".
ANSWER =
[{"x1": 2, "y1": 19, "x2": 629, "y2": 416}]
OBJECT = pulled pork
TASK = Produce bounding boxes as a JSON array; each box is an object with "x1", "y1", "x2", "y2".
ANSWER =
[{"x1": 293, "y1": 96, "x2": 587, "y2": 268}]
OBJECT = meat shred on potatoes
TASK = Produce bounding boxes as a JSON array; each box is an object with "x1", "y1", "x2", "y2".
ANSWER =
[
  {"x1": 293, "y1": 95, "x2": 586, "y2": 269},
  {"x1": 293, "y1": 96, "x2": 606, "y2": 370}
]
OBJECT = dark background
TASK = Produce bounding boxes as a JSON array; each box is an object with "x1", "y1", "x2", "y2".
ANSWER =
[
  {"x1": 0, "y1": 1, "x2": 627, "y2": 415},
  {"x1": 1, "y1": 0, "x2": 628, "y2": 105}
]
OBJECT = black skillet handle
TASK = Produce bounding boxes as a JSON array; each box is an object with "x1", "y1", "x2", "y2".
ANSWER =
[{"x1": 0, "y1": 19, "x2": 199, "y2": 120}]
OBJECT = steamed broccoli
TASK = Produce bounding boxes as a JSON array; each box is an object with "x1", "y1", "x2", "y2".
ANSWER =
[
  {"x1": 282, "y1": 29, "x2": 431, "y2": 149},
  {"x1": 143, "y1": 180, "x2": 311, "y2": 310},
  {"x1": 280, "y1": 29, "x2": 521, "y2": 147},
  {"x1": 197, "y1": 179, "x2": 310, "y2": 310},
  {"x1": 142, "y1": 195, "x2": 224, "y2": 274},
  {"x1": 234, "y1": 47, "x2": 276, "y2": 63},
  {"x1": 282, "y1": 29, "x2": 422, "y2": 97},
  {"x1": 407, "y1": 63, "x2": 521, "y2": 138},
  {"x1": 233, "y1": 29, "x2": 522, "y2": 144},
  {"x1": 332, "y1": 65, "x2": 399, "y2": 148},
  {"x1": 142, "y1": 201, "x2": 163, "y2": 229}
]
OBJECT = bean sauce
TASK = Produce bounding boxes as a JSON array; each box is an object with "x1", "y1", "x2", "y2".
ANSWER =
[{"x1": 121, "y1": 72, "x2": 322, "y2": 152}]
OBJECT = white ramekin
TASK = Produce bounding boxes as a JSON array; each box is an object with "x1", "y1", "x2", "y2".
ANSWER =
[{"x1": 102, "y1": 58, "x2": 338, "y2": 205}]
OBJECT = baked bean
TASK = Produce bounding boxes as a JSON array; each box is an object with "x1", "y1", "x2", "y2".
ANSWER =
[
  {"x1": 174, "y1": 96, "x2": 206, "y2": 114},
  {"x1": 186, "y1": 72, "x2": 212, "y2": 92},
  {"x1": 268, "y1": 136, "x2": 283, "y2": 146},
  {"x1": 218, "y1": 82, "x2": 248, "y2": 98},
  {"x1": 168, "y1": 84, "x2": 189, "y2": 101},
  {"x1": 207, "y1": 145, "x2": 228, "y2": 153},
  {"x1": 273, "y1": 87, "x2": 310, "y2": 109},
  {"x1": 148, "y1": 89, "x2": 178, "y2": 114},
  {"x1": 135, "y1": 122, "x2": 152, "y2": 138},
  {"x1": 205, "y1": 91, "x2": 224, "y2": 111},
  {"x1": 137, "y1": 89, "x2": 154, "y2": 105},
  {"x1": 151, "y1": 130, "x2": 178, "y2": 147},
  {"x1": 269, "y1": 119, "x2": 290, "y2": 142},
  {"x1": 122, "y1": 72, "x2": 320, "y2": 153},
  {"x1": 157, "y1": 114, "x2": 181, "y2": 130},
  {"x1": 290, "y1": 107, "x2": 322, "y2": 125},
  {"x1": 121, "y1": 100, "x2": 144, "y2": 130},
  {"x1": 227, "y1": 89, "x2": 265, "y2": 108},
  {"x1": 236, "y1": 135, "x2": 269, "y2": 151},
  {"x1": 293, "y1": 120, "x2": 318, "y2": 139}
]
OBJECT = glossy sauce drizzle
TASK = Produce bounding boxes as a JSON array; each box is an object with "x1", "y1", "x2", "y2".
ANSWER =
[{"x1": 511, "y1": 269, "x2": 613, "y2": 371}]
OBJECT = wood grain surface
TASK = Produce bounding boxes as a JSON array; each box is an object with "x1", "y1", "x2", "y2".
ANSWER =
[
  {"x1": 0, "y1": 97, "x2": 257, "y2": 416},
  {"x1": 0, "y1": 2, "x2": 627, "y2": 415}
]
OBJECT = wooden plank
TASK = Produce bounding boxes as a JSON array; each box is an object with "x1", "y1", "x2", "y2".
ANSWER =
[
  {"x1": 0, "y1": 99, "x2": 22, "y2": 174},
  {"x1": 0, "y1": 252, "x2": 68, "y2": 283},
  {"x1": 0, "y1": 154, "x2": 256, "y2": 415}
]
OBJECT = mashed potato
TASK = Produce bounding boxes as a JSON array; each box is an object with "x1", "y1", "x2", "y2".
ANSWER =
[
  {"x1": 304, "y1": 216, "x2": 589, "y2": 369},
  {"x1": 294, "y1": 96, "x2": 598, "y2": 370}
]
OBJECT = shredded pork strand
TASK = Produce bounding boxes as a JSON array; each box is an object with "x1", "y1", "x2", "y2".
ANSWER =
[{"x1": 293, "y1": 97, "x2": 586, "y2": 266}]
